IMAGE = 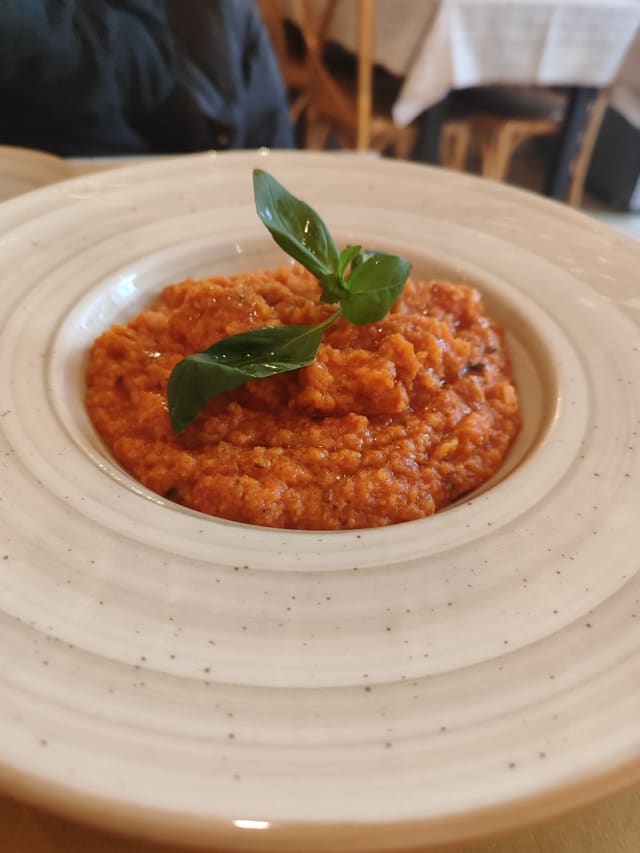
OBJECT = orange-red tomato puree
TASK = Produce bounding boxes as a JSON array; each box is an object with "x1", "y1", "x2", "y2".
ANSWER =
[{"x1": 86, "y1": 265, "x2": 520, "y2": 529}]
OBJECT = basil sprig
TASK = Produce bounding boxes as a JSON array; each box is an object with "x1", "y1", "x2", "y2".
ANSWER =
[
  {"x1": 168, "y1": 170, "x2": 411, "y2": 432},
  {"x1": 167, "y1": 311, "x2": 339, "y2": 433}
]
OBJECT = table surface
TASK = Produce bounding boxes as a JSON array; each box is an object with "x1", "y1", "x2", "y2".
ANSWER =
[
  {"x1": 0, "y1": 152, "x2": 639, "y2": 852},
  {"x1": 2, "y1": 784, "x2": 640, "y2": 852}
]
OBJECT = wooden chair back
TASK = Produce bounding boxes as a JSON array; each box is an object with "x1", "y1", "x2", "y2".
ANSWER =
[{"x1": 472, "y1": 88, "x2": 609, "y2": 205}]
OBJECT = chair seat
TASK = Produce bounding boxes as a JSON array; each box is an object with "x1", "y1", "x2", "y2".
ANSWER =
[
  {"x1": 455, "y1": 86, "x2": 567, "y2": 121},
  {"x1": 448, "y1": 86, "x2": 608, "y2": 204}
]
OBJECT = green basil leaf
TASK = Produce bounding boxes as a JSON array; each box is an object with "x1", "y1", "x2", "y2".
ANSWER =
[
  {"x1": 253, "y1": 169, "x2": 340, "y2": 295},
  {"x1": 337, "y1": 244, "x2": 362, "y2": 279},
  {"x1": 168, "y1": 311, "x2": 340, "y2": 432},
  {"x1": 319, "y1": 272, "x2": 344, "y2": 304},
  {"x1": 340, "y1": 254, "x2": 411, "y2": 325},
  {"x1": 167, "y1": 172, "x2": 413, "y2": 434},
  {"x1": 349, "y1": 247, "x2": 375, "y2": 274}
]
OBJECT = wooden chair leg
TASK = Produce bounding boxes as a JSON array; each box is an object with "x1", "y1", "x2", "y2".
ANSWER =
[
  {"x1": 394, "y1": 127, "x2": 418, "y2": 160},
  {"x1": 356, "y1": 0, "x2": 374, "y2": 150},
  {"x1": 304, "y1": 115, "x2": 332, "y2": 150},
  {"x1": 440, "y1": 122, "x2": 471, "y2": 171},
  {"x1": 567, "y1": 89, "x2": 609, "y2": 207},
  {"x1": 371, "y1": 120, "x2": 416, "y2": 159},
  {"x1": 480, "y1": 124, "x2": 521, "y2": 181}
]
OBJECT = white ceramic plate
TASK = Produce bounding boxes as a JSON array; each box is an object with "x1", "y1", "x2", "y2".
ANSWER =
[
  {"x1": 0, "y1": 145, "x2": 73, "y2": 203},
  {"x1": 0, "y1": 151, "x2": 638, "y2": 852}
]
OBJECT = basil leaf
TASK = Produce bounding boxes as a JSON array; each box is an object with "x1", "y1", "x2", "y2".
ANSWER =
[
  {"x1": 340, "y1": 254, "x2": 411, "y2": 325},
  {"x1": 350, "y1": 247, "x2": 375, "y2": 273},
  {"x1": 167, "y1": 171, "x2": 414, "y2": 434},
  {"x1": 337, "y1": 244, "x2": 362, "y2": 279},
  {"x1": 253, "y1": 169, "x2": 340, "y2": 298},
  {"x1": 168, "y1": 312, "x2": 340, "y2": 432},
  {"x1": 319, "y1": 272, "x2": 344, "y2": 304}
]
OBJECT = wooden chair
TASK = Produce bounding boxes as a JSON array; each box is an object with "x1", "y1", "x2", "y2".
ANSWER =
[
  {"x1": 468, "y1": 87, "x2": 609, "y2": 205},
  {"x1": 564, "y1": 90, "x2": 609, "y2": 206},
  {"x1": 260, "y1": 2, "x2": 606, "y2": 202},
  {"x1": 258, "y1": 0, "x2": 471, "y2": 166}
]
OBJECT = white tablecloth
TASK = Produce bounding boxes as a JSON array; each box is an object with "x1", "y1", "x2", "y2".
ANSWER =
[
  {"x1": 286, "y1": 0, "x2": 640, "y2": 127},
  {"x1": 283, "y1": 0, "x2": 441, "y2": 77},
  {"x1": 395, "y1": 0, "x2": 640, "y2": 126},
  {"x1": 610, "y1": 31, "x2": 640, "y2": 129}
]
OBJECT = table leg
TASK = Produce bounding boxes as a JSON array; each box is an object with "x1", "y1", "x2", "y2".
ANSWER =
[
  {"x1": 412, "y1": 95, "x2": 450, "y2": 164},
  {"x1": 545, "y1": 86, "x2": 599, "y2": 200}
]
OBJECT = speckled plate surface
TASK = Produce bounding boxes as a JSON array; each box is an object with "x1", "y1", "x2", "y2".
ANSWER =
[
  {"x1": 0, "y1": 145, "x2": 73, "y2": 203},
  {"x1": 0, "y1": 151, "x2": 638, "y2": 852}
]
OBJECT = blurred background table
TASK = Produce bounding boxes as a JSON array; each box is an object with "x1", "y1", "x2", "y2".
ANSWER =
[
  {"x1": 275, "y1": 0, "x2": 640, "y2": 202},
  {"x1": 282, "y1": 0, "x2": 640, "y2": 125}
]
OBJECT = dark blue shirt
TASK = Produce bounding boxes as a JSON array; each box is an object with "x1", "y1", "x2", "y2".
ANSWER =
[{"x1": 0, "y1": 0, "x2": 293, "y2": 155}]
